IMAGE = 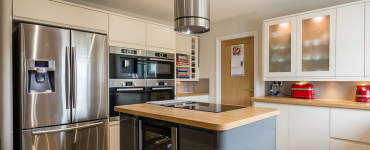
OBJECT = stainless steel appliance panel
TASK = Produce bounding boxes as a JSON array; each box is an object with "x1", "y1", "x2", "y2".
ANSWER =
[
  {"x1": 20, "y1": 23, "x2": 71, "y2": 129},
  {"x1": 71, "y1": 30, "x2": 108, "y2": 123},
  {"x1": 147, "y1": 51, "x2": 175, "y2": 59},
  {"x1": 22, "y1": 119, "x2": 108, "y2": 150},
  {"x1": 110, "y1": 46, "x2": 147, "y2": 57},
  {"x1": 109, "y1": 79, "x2": 146, "y2": 88},
  {"x1": 147, "y1": 80, "x2": 175, "y2": 87}
]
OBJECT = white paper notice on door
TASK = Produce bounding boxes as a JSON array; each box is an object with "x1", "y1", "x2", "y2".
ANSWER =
[{"x1": 231, "y1": 44, "x2": 244, "y2": 77}]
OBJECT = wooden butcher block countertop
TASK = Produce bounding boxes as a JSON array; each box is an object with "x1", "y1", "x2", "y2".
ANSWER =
[
  {"x1": 251, "y1": 96, "x2": 370, "y2": 110},
  {"x1": 115, "y1": 103, "x2": 279, "y2": 131}
]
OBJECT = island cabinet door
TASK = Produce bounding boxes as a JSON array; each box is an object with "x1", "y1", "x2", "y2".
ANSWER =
[
  {"x1": 179, "y1": 126, "x2": 214, "y2": 150},
  {"x1": 288, "y1": 105, "x2": 330, "y2": 150},
  {"x1": 263, "y1": 16, "x2": 297, "y2": 81}
]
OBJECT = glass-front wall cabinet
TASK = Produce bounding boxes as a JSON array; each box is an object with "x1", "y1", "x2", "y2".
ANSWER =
[
  {"x1": 297, "y1": 9, "x2": 336, "y2": 77},
  {"x1": 263, "y1": 17, "x2": 296, "y2": 80}
]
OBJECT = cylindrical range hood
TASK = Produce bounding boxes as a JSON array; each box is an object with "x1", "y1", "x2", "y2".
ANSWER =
[{"x1": 174, "y1": 0, "x2": 210, "y2": 34}]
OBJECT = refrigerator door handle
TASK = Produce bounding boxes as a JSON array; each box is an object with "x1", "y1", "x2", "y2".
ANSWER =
[
  {"x1": 171, "y1": 127, "x2": 178, "y2": 150},
  {"x1": 72, "y1": 47, "x2": 77, "y2": 108},
  {"x1": 66, "y1": 47, "x2": 71, "y2": 109},
  {"x1": 31, "y1": 122, "x2": 103, "y2": 135}
]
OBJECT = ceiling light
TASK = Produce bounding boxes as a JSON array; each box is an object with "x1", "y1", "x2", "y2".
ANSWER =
[
  {"x1": 314, "y1": 17, "x2": 323, "y2": 21},
  {"x1": 174, "y1": 0, "x2": 210, "y2": 34}
]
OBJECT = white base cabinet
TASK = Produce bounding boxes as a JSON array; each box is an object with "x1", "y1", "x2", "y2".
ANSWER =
[
  {"x1": 254, "y1": 102, "x2": 289, "y2": 150},
  {"x1": 288, "y1": 105, "x2": 330, "y2": 150},
  {"x1": 109, "y1": 121, "x2": 120, "y2": 150},
  {"x1": 330, "y1": 140, "x2": 370, "y2": 150},
  {"x1": 176, "y1": 95, "x2": 209, "y2": 103}
]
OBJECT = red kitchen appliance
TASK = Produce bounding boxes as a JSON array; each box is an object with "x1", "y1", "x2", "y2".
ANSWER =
[
  {"x1": 291, "y1": 83, "x2": 314, "y2": 99},
  {"x1": 355, "y1": 85, "x2": 370, "y2": 102}
]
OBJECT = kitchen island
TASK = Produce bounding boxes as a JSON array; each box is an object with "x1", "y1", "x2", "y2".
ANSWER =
[{"x1": 115, "y1": 102, "x2": 280, "y2": 150}]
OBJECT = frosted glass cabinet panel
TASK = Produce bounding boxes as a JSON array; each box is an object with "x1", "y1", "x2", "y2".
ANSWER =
[
  {"x1": 263, "y1": 16, "x2": 297, "y2": 80},
  {"x1": 297, "y1": 9, "x2": 336, "y2": 77}
]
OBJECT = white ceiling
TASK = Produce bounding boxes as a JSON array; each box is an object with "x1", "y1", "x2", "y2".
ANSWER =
[{"x1": 79, "y1": 0, "x2": 358, "y2": 23}]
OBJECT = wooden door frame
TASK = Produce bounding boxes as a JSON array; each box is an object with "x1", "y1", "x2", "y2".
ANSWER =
[{"x1": 215, "y1": 31, "x2": 263, "y2": 104}]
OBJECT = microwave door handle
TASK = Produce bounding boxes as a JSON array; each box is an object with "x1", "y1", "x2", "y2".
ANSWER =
[
  {"x1": 149, "y1": 58, "x2": 175, "y2": 62},
  {"x1": 116, "y1": 88, "x2": 145, "y2": 92},
  {"x1": 72, "y1": 47, "x2": 77, "y2": 108},
  {"x1": 152, "y1": 87, "x2": 173, "y2": 90},
  {"x1": 171, "y1": 127, "x2": 178, "y2": 150},
  {"x1": 31, "y1": 122, "x2": 103, "y2": 135},
  {"x1": 65, "y1": 47, "x2": 71, "y2": 109}
]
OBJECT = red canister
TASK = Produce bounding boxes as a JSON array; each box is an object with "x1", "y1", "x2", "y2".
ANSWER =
[
  {"x1": 355, "y1": 85, "x2": 370, "y2": 102},
  {"x1": 291, "y1": 83, "x2": 314, "y2": 99}
]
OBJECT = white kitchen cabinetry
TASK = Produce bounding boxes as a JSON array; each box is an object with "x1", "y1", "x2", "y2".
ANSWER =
[
  {"x1": 330, "y1": 139, "x2": 370, "y2": 150},
  {"x1": 176, "y1": 95, "x2": 209, "y2": 103},
  {"x1": 146, "y1": 23, "x2": 176, "y2": 53},
  {"x1": 289, "y1": 105, "x2": 330, "y2": 150},
  {"x1": 365, "y1": 2, "x2": 370, "y2": 78},
  {"x1": 109, "y1": 121, "x2": 120, "y2": 150},
  {"x1": 176, "y1": 34, "x2": 193, "y2": 54},
  {"x1": 263, "y1": 17, "x2": 297, "y2": 81},
  {"x1": 13, "y1": 0, "x2": 108, "y2": 33},
  {"x1": 330, "y1": 108, "x2": 370, "y2": 144},
  {"x1": 254, "y1": 102, "x2": 289, "y2": 150},
  {"x1": 336, "y1": 4, "x2": 365, "y2": 78},
  {"x1": 296, "y1": 9, "x2": 336, "y2": 78},
  {"x1": 108, "y1": 14, "x2": 146, "y2": 49}
]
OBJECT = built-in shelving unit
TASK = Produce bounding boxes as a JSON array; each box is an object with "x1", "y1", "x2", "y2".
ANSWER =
[{"x1": 176, "y1": 33, "x2": 199, "y2": 81}]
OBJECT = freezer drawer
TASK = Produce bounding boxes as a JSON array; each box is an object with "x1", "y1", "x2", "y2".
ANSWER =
[{"x1": 22, "y1": 119, "x2": 108, "y2": 150}]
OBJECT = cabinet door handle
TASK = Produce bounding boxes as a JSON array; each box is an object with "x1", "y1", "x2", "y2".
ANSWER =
[{"x1": 247, "y1": 88, "x2": 254, "y2": 91}]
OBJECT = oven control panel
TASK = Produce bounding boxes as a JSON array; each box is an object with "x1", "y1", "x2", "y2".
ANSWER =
[
  {"x1": 122, "y1": 82, "x2": 137, "y2": 86},
  {"x1": 156, "y1": 82, "x2": 168, "y2": 86}
]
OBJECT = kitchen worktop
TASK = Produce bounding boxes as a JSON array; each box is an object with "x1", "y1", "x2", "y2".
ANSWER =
[
  {"x1": 251, "y1": 96, "x2": 370, "y2": 110},
  {"x1": 175, "y1": 92, "x2": 209, "y2": 97},
  {"x1": 115, "y1": 103, "x2": 279, "y2": 131}
]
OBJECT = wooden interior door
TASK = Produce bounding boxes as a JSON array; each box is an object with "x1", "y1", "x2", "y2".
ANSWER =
[{"x1": 221, "y1": 37, "x2": 254, "y2": 106}]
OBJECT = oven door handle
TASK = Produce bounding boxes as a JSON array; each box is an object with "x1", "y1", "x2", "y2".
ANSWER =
[
  {"x1": 151, "y1": 87, "x2": 173, "y2": 90},
  {"x1": 148, "y1": 58, "x2": 175, "y2": 62},
  {"x1": 117, "y1": 88, "x2": 145, "y2": 92}
]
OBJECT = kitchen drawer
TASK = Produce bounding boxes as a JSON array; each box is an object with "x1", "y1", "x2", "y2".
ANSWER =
[
  {"x1": 176, "y1": 95, "x2": 209, "y2": 103},
  {"x1": 330, "y1": 139, "x2": 370, "y2": 150},
  {"x1": 109, "y1": 121, "x2": 120, "y2": 150},
  {"x1": 331, "y1": 108, "x2": 370, "y2": 144}
]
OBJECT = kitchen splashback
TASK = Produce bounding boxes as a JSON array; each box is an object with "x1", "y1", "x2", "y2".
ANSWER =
[{"x1": 265, "y1": 81, "x2": 370, "y2": 100}]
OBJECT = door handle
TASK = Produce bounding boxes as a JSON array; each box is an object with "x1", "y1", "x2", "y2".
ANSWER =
[
  {"x1": 72, "y1": 47, "x2": 77, "y2": 108},
  {"x1": 66, "y1": 47, "x2": 71, "y2": 109},
  {"x1": 171, "y1": 127, "x2": 178, "y2": 150},
  {"x1": 31, "y1": 122, "x2": 103, "y2": 135},
  {"x1": 117, "y1": 88, "x2": 144, "y2": 91},
  {"x1": 152, "y1": 87, "x2": 173, "y2": 90},
  {"x1": 247, "y1": 88, "x2": 254, "y2": 91},
  {"x1": 149, "y1": 58, "x2": 175, "y2": 62}
]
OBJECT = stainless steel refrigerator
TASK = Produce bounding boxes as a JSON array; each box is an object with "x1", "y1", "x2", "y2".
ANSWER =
[{"x1": 13, "y1": 23, "x2": 108, "y2": 150}]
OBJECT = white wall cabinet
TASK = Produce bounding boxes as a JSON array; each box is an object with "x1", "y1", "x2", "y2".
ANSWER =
[
  {"x1": 331, "y1": 108, "x2": 370, "y2": 144},
  {"x1": 365, "y1": 2, "x2": 370, "y2": 78},
  {"x1": 336, "y1": 4, "x2": 365, "y2": 78},
  {"x1": 146, "y1": 23, "x2": 176, "y2": 53},
  {"x1": 176, "y1": 34, "x2": 193, "y2": 54},
  {"x1": 13, "y1": 0, "x2": 108, "y2": 33},
  {"x1": 254, "y1": 102, "x2": 289, "y2": 150},
  {"x1": 176, "y1": 95, "x2": 209, "y2": 103},
  {"x1": 330, "y1": 139, "x2": 370, "y2": 150},
  {"x1": 263, "y1": 17, "x2": 297, "y2": 80},
  {"x1": 288, "y1": 105, "x2": 330, "y2": 150},
  {"x1": 109, "y1": 121, "x2": 120, "y2": 150},
  {"x1": 109, "y1": 14, "x2": 146, "y2": 49},
  {"x1": 296, "y1": 9, "x2": 336, "y2": 78}
]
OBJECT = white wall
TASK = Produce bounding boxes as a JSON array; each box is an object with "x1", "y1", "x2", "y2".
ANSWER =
[{"x1": 198, "y1": 0, "x2": 360, "y2": 103}]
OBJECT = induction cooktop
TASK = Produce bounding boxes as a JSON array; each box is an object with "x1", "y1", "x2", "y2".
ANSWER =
[{"x1": 161, "y1": 102, "x2": 247, "y2": 113}]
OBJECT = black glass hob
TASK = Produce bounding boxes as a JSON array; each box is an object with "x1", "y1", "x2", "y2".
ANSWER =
[{"x1": 161, "y1": 102, "x2": 247, "y2": 113}]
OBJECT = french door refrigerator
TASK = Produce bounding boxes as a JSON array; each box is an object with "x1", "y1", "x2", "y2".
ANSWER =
[{"x1": 13, "y1": 23, "x2": 108, "y2": 150}]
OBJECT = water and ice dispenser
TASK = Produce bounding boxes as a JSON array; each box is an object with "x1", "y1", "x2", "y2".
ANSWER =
[{"x1": 27, "y1": 60, "x2": 55, "y2": 93}]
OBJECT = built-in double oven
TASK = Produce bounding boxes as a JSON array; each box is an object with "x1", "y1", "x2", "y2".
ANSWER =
[{"x1": 109, "y1": 46, "x2": 175, "y2": 121}]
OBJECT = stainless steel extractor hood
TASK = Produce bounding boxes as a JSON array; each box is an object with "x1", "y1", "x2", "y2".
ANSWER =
[{"x1": 174, "y1": 0, "x2": 210, "y2": 34}]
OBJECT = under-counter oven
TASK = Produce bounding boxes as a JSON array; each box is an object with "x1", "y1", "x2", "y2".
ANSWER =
[
  {"x1": 146, "y1": 80, "x2": 175, "y2": 102},
  {"x1": 109, "y1": 46, "x2": 147, "y2": 79},
  {"x1": 109, "y1": 79, "x2": 146, "y2": 121},
  {"x1": 146, "y1": 51, "x2": 175, "y2": 80},
  {"x1": 139, "y1": 118, "x2": 178, "y2": 150}
]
